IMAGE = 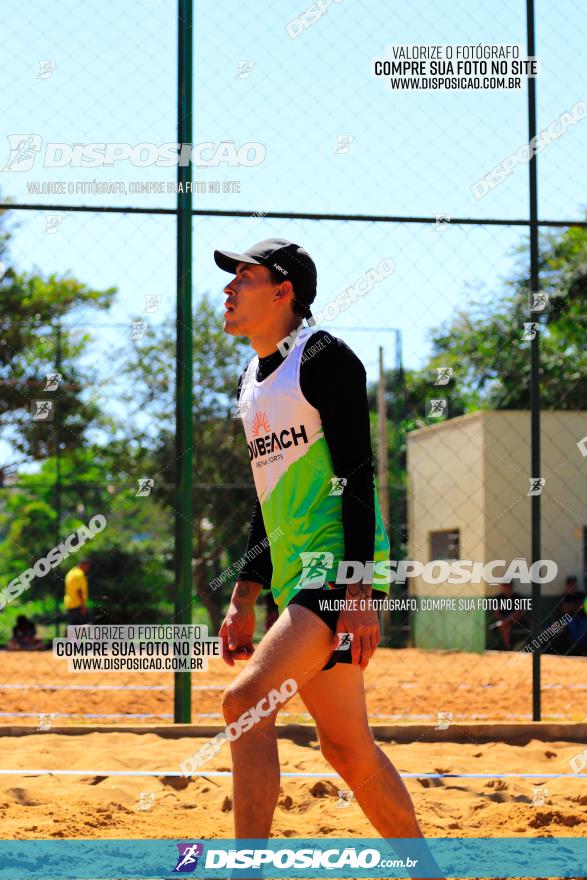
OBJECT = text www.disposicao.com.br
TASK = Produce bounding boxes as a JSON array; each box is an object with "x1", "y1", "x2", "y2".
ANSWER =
[{"x1": 70, "y1": 657, "x2": 202, "y2": 671}]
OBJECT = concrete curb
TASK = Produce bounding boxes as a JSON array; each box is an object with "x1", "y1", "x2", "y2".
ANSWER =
[{"x1": 1, "y1": 721, "x2": 586, "y2": 744}]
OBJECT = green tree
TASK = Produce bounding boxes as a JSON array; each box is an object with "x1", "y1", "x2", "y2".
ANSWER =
[
  {"x1": 367, "y1": 223, "x2": 587, "y2": 564},
  {"x1": 0, "y1": 446, "x2": 173, "y2": 612},
  {"x1": 0, "y1": 235, "x2": 116, "y2": 473},
  {"x1": 426, "y1": 225, "x2": 587, "y2": 410},
  {"x1": 86, "y1": 542, "x2": 169, "y2": 625}
]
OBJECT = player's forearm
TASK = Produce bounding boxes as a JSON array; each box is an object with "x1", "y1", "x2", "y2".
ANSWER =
[
  {"x1": 232, "y1": 580, "x2": 263, "y2": 607},
  {"x1": 346, "y1": 581, "x2": 373, "y2": 602}
]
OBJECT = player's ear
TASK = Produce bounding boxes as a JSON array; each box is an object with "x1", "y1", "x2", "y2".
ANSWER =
[{"x1": 273, "y1": 279, "x2": 293, "y2": 301}]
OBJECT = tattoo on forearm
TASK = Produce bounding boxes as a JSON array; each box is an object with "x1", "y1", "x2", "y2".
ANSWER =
[{"x1": 235, "y1": 583, "x2": 250, "y2": 599}]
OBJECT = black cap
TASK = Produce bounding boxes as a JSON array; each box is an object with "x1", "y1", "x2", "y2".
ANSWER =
[{"x1": 214, "y1": 238, "x2": 317, "y2": 319}]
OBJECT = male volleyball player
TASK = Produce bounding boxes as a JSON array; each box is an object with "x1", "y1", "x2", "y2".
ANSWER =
[{"x1": 215, "y1": 238, "x2": 443, "y2": 876}]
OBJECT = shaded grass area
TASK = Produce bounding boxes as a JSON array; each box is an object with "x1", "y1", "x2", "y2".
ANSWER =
[{"x1": 0, "y1": 593, "x2": 230, "y2": 645}]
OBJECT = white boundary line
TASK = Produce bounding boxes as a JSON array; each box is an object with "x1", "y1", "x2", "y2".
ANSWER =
[
  {"x1": 0, "y1": 684, "x2": 225, "y2": 691},
  {"x1": 0, "y1": 684, "x2": 587, "y2": 691},
  {"x1": 0, "y1": 769, "x2": 585, "y2": 779},
  {"x1": 0, "y1": 711, "x2": 580, "y2": 721},
  {"x1": 1, "y1": 682, "x2": 586, "y2": 691}
]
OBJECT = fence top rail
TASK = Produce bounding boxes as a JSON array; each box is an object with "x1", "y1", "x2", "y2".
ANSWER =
[{"x1": 1, "y1": 202, "x2": 586, "y2": 228}]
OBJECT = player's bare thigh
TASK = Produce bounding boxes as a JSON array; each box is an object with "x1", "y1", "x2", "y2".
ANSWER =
[
  {"x1": 222, "y1": 603, "x2": 335, "y2": 718},
  {"x1": 298, "y1": 662, "x2": 375, "y2": 752}
]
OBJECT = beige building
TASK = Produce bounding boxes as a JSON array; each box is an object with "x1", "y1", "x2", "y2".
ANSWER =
[{"x1": 406, "y1": 411, "x2": 587, "y2": 651}]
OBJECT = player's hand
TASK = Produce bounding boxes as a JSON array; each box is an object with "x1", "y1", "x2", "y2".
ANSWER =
[
  {"x1": 333, "y1": 586, "x2": 380, "y2": 671},
  {"x1": 219, "y1": 601, "x2": 255, "y2": 667}
]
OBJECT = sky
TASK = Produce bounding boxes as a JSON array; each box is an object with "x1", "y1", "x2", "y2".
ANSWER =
[{"x1": 1, "y1": 0, "x2": 586, "y2": 466}]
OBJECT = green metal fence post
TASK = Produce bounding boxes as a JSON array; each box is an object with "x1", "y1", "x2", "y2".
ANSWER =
[
  {"x1": 174, "y1": 0, "x2": 193, "y2": 724},
  {"x1": 526, "y1": 0, "x2": 541, "y2": 721},
  {"x1": 55, "y1": 320, "x2": 62, "y2": 639}
]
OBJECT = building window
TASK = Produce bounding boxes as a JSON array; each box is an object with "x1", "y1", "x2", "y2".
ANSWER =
[{"x1": 430, "y1": 529, "x2": 460, "y2": 560}]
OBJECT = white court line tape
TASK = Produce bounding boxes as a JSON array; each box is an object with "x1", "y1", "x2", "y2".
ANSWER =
[
  {"x1": 0, "y1": 712, "x2": 174, "y2": 719},
  {"x1": 0, "y1": 684, "x2": 225, "y2": 691},
  {"x1": 3, "y1": 682, "x2": 586, "y2": 691},
  {"x1": 0, "y1": 769, "x2": 585, "y2": 779},
  {"x1": 368, "y1": 713, "x2": 574, "y2": 720},
  {"x1": 0, "y1": 711, "x2": 579, "y2": 721},
  {"x1": 543, "y1": 683, "x2": 587, "y2": 689}
]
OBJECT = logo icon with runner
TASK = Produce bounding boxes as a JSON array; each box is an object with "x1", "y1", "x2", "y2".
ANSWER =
[
  {"x1": 174, "y1": 843, "x2": 204, "y2": 872},
  {"x1": 31, "y1": 400, "x2": 54, "y2": 421},
  {"x1": 329, "y1": 476, "x2": 347, "y2": 496},
  {"x1": 336, "y1": 789, "x2": 355, "y2": 807},
  {"x1": 296, "y1": 551, "x2": 334, "y2": 589},
  {"x1": 336, "y1": 632, "x2": 354, "y2": 651}
]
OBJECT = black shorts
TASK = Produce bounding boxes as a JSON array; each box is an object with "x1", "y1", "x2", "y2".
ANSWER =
[
  {"x1": 288, "y1": 585, "x2": 387, "y2": 670},
  {"x1": 66, "y1": 607, "x2": 91, "y2": 626}
]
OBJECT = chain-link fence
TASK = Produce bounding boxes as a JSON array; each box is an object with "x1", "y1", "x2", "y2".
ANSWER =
[{"x1": 1, "y1": 0, "x2": 586, "y2": 724}]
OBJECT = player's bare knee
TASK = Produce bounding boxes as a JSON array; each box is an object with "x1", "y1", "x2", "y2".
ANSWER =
[
  {"x1": 320, "y1": 733, "x2": 376, "y2": 775},
  {"x1": 221, "y1": 684, "x2": 248, "y2": 724},
  {"x1": 221, "y1": 680, "x2": 272, "y2": 726}
]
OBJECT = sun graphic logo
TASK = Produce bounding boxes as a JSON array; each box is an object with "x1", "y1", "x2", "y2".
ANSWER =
[{"x1": 251, "y1": 411, "x2": 270, "y2": 437}]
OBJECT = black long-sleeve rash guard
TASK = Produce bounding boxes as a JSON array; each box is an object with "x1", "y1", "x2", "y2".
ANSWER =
[{"x1": 236, "y1": 328, "x2": 378, "y2": 592}]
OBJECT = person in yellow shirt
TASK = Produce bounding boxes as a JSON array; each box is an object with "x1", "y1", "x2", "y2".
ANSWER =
[{"x1": 64, "y1": 559, "x2": 91, "y2": 625}]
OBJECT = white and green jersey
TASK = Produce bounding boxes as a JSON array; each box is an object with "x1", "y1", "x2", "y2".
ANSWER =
[{"x1": 239, "y1": 325, "x2": 390, "y2": 611}]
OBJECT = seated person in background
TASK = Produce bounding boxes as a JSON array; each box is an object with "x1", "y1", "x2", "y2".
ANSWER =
[
  {"x1": 561, "y1": 575, "x2": 586, "y2": 615},
  {"x1": 559, "y1": 574, "x2": 587, "y2": 655},
  {"x1": 8, "y1": 615, "x2": 44, "y2": 650},
  {"x1": 492, "y1": 580, "x2": 528, "y2": 650}
]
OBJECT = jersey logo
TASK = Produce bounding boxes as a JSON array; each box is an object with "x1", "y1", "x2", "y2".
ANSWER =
[
  {"x1": 247, "y1": 416, "x2": 309, "y2": 462},
  {"x1": 251, "y1": 411, "x2": 271, "y2": 437}
]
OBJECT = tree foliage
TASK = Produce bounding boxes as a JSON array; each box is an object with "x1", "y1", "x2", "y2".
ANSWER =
[{"x1": 0, "y1": 237, "x2": 116, "y2": 470}]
